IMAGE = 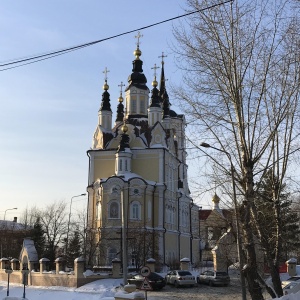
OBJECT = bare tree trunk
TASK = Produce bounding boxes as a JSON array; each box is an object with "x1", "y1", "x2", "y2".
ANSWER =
[
  {"x1": 172, "y1": 1, "x2": 300, "y2": 299},
  {"x1": 242, "y1": 162, "x2": 264, "y2": 300}
]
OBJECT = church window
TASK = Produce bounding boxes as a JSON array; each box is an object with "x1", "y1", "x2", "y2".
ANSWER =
[
  {"x1": 131, "y1": 97, "x2": 137, "y2": 113},
  {"x1": 147, "y1": 200, "x2": 151, "y2": 220},
  {"x1": 107, "y1": 248, "x2": 117, "y2": 265},
  {"x1": 130, "y1": 201, "x2": 141, "y2": 220},
  {"x1": 120, "y1": 160, "x2": 122, "y2": 171},
  {"x1": 109, "y1": 201, "x2": 120, "y2": 219},
  {"x1": 155, "y1": 135, "x2": 161, "y2": 144},
  {"x1": 140, "y1": 96, "x2": 145, "y2": 114},
  {"x1": 125, "y1": 159, "x2": 128, "y2": 171}
]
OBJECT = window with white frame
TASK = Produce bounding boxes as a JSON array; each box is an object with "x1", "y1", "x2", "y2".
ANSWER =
[
  {"x1": 107, "y1": 248, "x2": 117, "y2": 265},
  {"x1": 108, "y1": 201, "x2": 120, "y2": 219},
  {"x1": 131, "y1": 96, "x2": 137, "y2": 113},
  {"x1": 140, "y1": 96, "x2": 145, "y2": 114},
  {"x1": 130, "y1": 201, "x2": 141, "y2": 220}
]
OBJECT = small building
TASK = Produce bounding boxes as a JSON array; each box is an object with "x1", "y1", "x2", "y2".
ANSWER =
[
  {"x1": 0, "y1": 217, "x2": 32, "y2": 259},
  {"x1": 199, "y1": 194, "x2": 233, "y2": 262}
]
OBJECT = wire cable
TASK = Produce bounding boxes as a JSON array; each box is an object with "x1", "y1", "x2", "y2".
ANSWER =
[{"x1": 0, "y1": 0, "x2": 233, "y2": 72}]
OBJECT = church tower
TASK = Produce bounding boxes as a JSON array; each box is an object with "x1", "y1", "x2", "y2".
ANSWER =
[{"x1": 86, "y1": 33, "x2": 200, "y2": 269}]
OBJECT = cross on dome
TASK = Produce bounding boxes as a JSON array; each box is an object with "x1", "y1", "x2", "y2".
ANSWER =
[
  {"x1": 151, "y1": 63, "x2": 160, "y2": 78},
  {"x1": 135, "y1": 31, "x2": 143, "y2": 48},
  {"x1": 159, "y1": 52, "x2": 168, "y2": 65},
  {"x1": 151, "y1": 63, "x2": 160, "y2": 87},
  {"x1": 102, "y1": 67, "x2": 110, "y2": 91},
  {"x1": 118, "y1": 81, "x2": 125, "y2": 95},
  {"x1": 103, "y1": 67, "x2": 110, "y2": 82}
]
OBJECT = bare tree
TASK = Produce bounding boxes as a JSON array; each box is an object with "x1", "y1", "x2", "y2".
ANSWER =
[
  {"x1": 19, "y1": 205, "x2": 39, "y2": 229},
  {"x1": 127, "y1": 225, "x2": 161, "y2": 272},
  {"x1": 38, "y1": 201, "x2": 67, "y2": 262},
  {"x1": 172, "y1": 0, "x2": 300, "y2": 298}
]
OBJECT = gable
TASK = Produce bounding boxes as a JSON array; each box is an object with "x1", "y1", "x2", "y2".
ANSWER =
[{"x1": 150, "y1": 122, "x2": 167, "y2": 148}]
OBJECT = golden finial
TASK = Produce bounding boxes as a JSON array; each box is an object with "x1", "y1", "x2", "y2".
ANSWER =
[
  {"x1": 122, "y1": 108, "x2": 128, "y2": 133},
  {"x1": 118, "y1": 81, "x2": 125, "y2": 102},
  {"x1": 102, "y1": 67, "x2": 110, "y2": 90},
  {"x1": 212, "y1": 193, "x2": 220, "y2": 203},
  {"x1": 122, "y1": 123, "x2": 128, "y2": 133},
  {"x1": 134, "y1": 31, "x2": 143, "y2": 59},
  {"x1": 151, "y1": 63, "x2": 160, "y2": 87}
]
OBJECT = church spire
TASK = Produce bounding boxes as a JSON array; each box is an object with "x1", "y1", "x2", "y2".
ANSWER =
[
  {"x1": 115, "y1": 81, "x2": 125, "y2": 125},
  {"x1": 159, "y1": 52, "x2": 167, "y2": 101},
  {"x1": 149, "y1": 64, "x2": 161, "y2": 108},
  {"x1": 148, "y1": 63, "x2": 162, "y2": 126},
  {"x1": 126, "y1": 31, "x2": 148, "y2": 91},
  {"x1": 98, "y1": 67, "x2": 112, "y2": 130},
  {"x1": 99, "y1": 67, "x2": 112, "y2": 112},
  {"x1": 125, "y1": 32, "x2": 150, "y2": 119},
  {"x1": 158, "y1": 53, "x2": 170, "y2": 119}
]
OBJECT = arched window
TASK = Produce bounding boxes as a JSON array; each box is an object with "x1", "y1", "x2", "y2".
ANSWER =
[
  {"x1": 107, "y1": 248, "x2": 117, "y2": 265},
  {"x1": 147, "y1": 200, "x2": 151, "y2": 220},
  {"x1": 130, "y1": 201, "x2": 141, "y2": 220},
  {"x1": 109, "y1": 201, "x2": 120, "y2": 219}
]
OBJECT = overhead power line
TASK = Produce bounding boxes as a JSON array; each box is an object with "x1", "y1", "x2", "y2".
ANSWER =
[{"x1": 0, "y1": 0, "x2": 233, "y2": 72}]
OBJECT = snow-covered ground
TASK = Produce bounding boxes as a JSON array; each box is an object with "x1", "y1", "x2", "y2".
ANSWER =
[
  {"x1": 1, "y1": 271, "x2": 300, "y2": 300},
  {"x1": 0, "y1": 278, "x2": 122, "y2": 300}
]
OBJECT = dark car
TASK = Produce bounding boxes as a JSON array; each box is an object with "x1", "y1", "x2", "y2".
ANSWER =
[
  {"x1": 197, "y1": 270, "x2": 230, "y2": 286},
  {"x1": 128, "y1": 272, "x2": 166, "y2": 290}
]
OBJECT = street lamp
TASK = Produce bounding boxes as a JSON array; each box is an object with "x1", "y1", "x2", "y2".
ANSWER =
[
  {"x1": 66, "y1": 193, "x2": 86, "y2": 254},
  {"x1": 200, "y1": 142, "x2": 247, "y2": 300},
  {"x1": 21, "y1": 264, "x2": 29, "y2": 299},
  {"x1": 5, "y1": 266, "x2": 13, "y2": 296},
  {"x1": 3, "y1": 207, "x2": 17, "y2": 220}
]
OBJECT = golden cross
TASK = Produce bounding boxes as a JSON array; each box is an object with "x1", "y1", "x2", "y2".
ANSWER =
[
  {"x1": 151, "y1": 63, "x2": 160, "y2": 79},
  {"x1": 103, "y1": 67, "x2": 110, "y2": 82},
  {"x1": 135, "y1": 31, "x2": 143, "y2": 48},
  {"x1": 118, "y1": 81, "x2": 125, "y2": 95}
]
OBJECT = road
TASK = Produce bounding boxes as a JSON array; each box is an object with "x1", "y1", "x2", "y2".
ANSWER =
[{"x1": 147, "y1": 276, "x2": 248, "y2": 300}]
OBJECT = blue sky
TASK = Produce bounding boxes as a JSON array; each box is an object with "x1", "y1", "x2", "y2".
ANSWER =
[{"x1": 0, "y1": 1, "x2": 210, "y2": 220}]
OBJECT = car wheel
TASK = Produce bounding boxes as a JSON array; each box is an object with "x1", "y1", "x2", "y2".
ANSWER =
[
  {"x1": 174, "y1": 281, "x2": 180, "y2": 288},
  {"x1": 209, "y1": 280, "x2": 213, "y2": 287}
]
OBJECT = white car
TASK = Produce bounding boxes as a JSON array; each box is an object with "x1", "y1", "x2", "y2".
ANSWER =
[
  {"x1": 283, "y1": 281, "x2": 300, "y2": 295},
  {"x1": 165, "y1": 270, "x2": 195, "y2": 287}
]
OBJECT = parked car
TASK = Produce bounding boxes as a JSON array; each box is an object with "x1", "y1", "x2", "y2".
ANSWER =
[
  {"x1": 197, "y1": 270, "x2": 230, "y2": 286},
  {"x1": 282, "y1": 277, "x2": 300, "y2": 295},
  {"x1": 165, "y1": 270, "x2": 195, "y2": 287},
  {"x1": 127, "y1": 272, "x2": 166, "y2": 290}
]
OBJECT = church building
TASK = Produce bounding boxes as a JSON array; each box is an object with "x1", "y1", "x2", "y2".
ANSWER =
[{"x1": 86, "y1": 33, "x2": 200, "y2": 269}]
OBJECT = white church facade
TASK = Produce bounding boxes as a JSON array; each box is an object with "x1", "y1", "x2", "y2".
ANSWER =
[{"x1": 86, "y1": 33, "x2": 200, "y2": 269}]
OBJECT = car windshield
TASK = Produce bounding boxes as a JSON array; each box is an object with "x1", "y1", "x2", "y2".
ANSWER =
[
  {"x1": 149, "y1": 273, "x2": 162, "y2": 279},
  {"x1": 178, "y1": 271, "x2": 192, "y2": 276}
]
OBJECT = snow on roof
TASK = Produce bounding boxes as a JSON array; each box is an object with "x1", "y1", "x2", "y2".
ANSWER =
[
  {"x1": 20, "y1": 238, "x2": 38, "y2": 262},
  {"x1": 180, "y1": 257, "x2": 190, "y2": 262},
  {"x1": 0, "y1": 220, "x2": 28, "y2": 231}
]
